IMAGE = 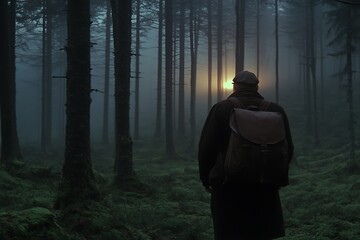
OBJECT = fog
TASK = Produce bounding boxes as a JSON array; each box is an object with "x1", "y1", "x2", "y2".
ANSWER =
[
  {"x1": 1, "y1": 0, "x2": 360, "y2": 239},
  {"x1": 12, "y1": 0, "x2": 359, "y2": 150}
]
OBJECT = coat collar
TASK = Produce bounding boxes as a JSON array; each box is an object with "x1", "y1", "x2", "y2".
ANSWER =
[{"x1": 227, "y1": 88, "x2": 264, "y2": 99}]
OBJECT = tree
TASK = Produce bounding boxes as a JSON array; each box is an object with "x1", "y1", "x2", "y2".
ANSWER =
[
  {"x1": 235, "y1": 0, "x2": 245, "y2": 73},
  {"x1": 111, "y1": 0, "x2": 136, "y2": 183},
  {"x1": 56, "y1": 0, "x2": 98, "y2": 208},
  {"x1": 319, "y1": 13, "x2": 325, "y2": 121},
  {"x1": 275, "y1": 0, "x2": 279, "y2": 103},
  {"x1": 165, "y1": 0, "x2": 176, "y2": 156},
  {"x1": 307, "y1": 0, "x2": 319, "y2": 144},
  {"x1": 207, "y1": 0, "x2": 213, "y2": 110},
  {"x1": 304, "y1": 14, "x2": 313, "y2": 135},
  {"x1": 134, "y1": 0, "x2": 141, "y2": 140},
  {"x1": 283, "y1": 0, "x2": 315, "y2": 135},
  {"x1": 178, "y1": 0, "x2": 186, "y2": 136},
  {"x1": 0, "y1": 0, "x2": 23, "y2": 168},
  {"x1": 217, "y1": 0, "x2": 223, "y2": 101},
  {"x1": 102, "y1": 0, "x2": 111, "y2": 146},
  {"x1": 325, "y1": 1, "x2": 360, "y2": 169},
  {"x1": 41, "y1": 0, "x2": 53, "y2": 153},
  {"x1": 154, "y1": 0, "x2": 164, "y2": 138},
  {"x1": 256, "y1": 0, "x2": 260, "y2": 77},
  {"x1": 189, "y1": 0, "x2": 200, "y2": 149}
]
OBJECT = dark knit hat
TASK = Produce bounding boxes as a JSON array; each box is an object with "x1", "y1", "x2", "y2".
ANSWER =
[{"x1": 232, "y1": 71, "x2": 259, "y2": 85}]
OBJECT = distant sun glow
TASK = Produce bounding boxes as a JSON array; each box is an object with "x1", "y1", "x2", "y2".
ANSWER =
[{"x1": 223, "y1": 80, "x2": 233, "y2": 91}]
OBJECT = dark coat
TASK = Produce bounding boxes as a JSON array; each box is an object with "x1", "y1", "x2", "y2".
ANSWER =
[
  {"x1": 198, "y1": 88, "x2": 294, "y2": 239},
  {"x1": 198, "y1": 88, "x2": 294, "y2": 188}
]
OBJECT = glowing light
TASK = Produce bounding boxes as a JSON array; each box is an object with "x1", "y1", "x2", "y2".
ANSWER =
[{"x1": 223, "y1": 80, "x2": 233, "y2": 91}]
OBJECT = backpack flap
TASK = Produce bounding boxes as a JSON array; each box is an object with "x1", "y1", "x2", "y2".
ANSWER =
[
  {"x1": 225, "y1": 108, "x2": 289, "y2": 186},
  {"x1": 230, "y1": 108, "x2": 285, "y2": 145}
]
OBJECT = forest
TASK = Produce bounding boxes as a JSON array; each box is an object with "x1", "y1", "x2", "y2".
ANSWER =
[{"x1": 0, "y1": 0, "x2": 359, "y2": 239}]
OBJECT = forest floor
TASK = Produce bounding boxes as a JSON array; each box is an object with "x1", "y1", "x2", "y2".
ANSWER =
[{"x1": 0, "y1": 140, "x2": 359, "y2": 240}]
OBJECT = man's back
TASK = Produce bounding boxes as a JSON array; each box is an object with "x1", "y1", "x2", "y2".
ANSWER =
[
  {"x1": 199, "y1": 88, "x2": 293, "y2": 187},
  {"x1": 198, "y1": 71, "x2": 294, "y2": 240}
]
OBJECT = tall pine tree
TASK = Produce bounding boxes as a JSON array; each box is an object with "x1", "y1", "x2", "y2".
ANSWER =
[
  {"x1": 112, "y1": 0, "x2": 136, "y2": 184},
  {"x1": 56, "y1": 0, "x2": 98, "y2": 208}
]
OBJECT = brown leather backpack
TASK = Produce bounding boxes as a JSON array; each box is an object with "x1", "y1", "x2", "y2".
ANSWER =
[{"x1": 224, "y1": 98, "x2": 290, "y2": 186}]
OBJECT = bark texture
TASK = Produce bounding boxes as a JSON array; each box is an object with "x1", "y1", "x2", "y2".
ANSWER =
[
  {"x1": 0, "y1": 0, "x2": 23, "y2": 167},
  {"x1": 111, "y1": 0, "x2": 135, "y2": 183},
  {"x1": 57, "y1": 0, "x2": 98, "y2": 208}
]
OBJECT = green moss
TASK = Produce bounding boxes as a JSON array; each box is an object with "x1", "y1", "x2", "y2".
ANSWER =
[
  {"x1": 6, "y1": 160, "x2": 26, "y2": 171},
  {"x1": 169, "y1": 186, "x2": 195, "y2": 201},
  {"x1": 1, "y1": 141, "x2": 359, "y2": 239},
  {"x1": 0, "y1": 170, "x2": 21, "y2": 190},
  {"x1": 0, "y1": 207, "x2": 57, "y2": 239}
]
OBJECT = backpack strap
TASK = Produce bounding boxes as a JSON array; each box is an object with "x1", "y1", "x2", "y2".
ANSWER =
[
  {"x1": 228, "y1": 97, "x2": 245, "y2": 108},
  {"x1": 259, "y1": 100, "x2": 272, "y2": 111}
]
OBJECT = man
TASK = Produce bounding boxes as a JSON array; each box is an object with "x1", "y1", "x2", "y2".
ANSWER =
[{"x1": 198, "y1": 71, "x2": 294, "y2": 240}]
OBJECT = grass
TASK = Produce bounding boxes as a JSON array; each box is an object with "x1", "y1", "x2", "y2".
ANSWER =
[{"x1": 0, "y1": 139, "x2": 359, "y2": 239}]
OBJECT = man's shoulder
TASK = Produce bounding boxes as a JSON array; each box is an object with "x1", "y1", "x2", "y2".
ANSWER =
[
  {"x1": 265, "y1": 100, "x2": 284, "y2": 111},
  {"x1": 208, "y1": 99, "x2": 234, "y2": 118},
  {"x1": 215, "y1": 99, "x2": 233, "y2": 107},
  {"x1": 212, "y1": 99, "x2": 233, "y2": 111}
]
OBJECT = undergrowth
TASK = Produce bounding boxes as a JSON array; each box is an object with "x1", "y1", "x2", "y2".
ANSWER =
[{"x1": 0, "y1": 140, "x2": 359, "y2": 239}]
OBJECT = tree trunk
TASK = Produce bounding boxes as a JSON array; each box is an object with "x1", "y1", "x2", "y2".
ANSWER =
[
  {"x1": 305, "y1": 3, "x2": 313, "y2": 135},
  {"x1": 275, "y1": 0, "x2": 279, "y2": 103},
  {"x1": 111, "y1": 0, "x2": 135, "y2": 184},
  {"x1": 57, "y1": 33, "x2": 66, "y2": 145},
  {"x1": 256, "y1": 0, "x2": 260, "y2": 78},
  {"x1": 172, "y1": 12, "x2": 177, "y2": 130},
  {"x1": 319, "y1": 16, "x2": 324, "y2": 123},
  {"x1": 165, "y1": 0, "x2": 175, "y2": 156},
  {"x1": 235, "y1": 0, "x2": 245, "y2": 73},
  {"x1": 41, "y1": 0, "x2": 46, "y2": 150},
  {"x1": 217, "y1": 0, "x2": 223, "y2": 101},
  {"x1": 319, "y1": 43, "x2": 324, "y2": 122},
  {"x1": 178, "y1": 0, "x2": 185, "y2": 136},
  {"x1": 309, "y1": 2, "x2": 319, "y2": 145},
  {"x1": 57, "y1": 0, "x2": 98, "y2": 208},
  {"x1": 189, "y1": 0, "x2": 199, "y2": 149},
  {"x1": 0, "y1": 0, "x2": 23, "y2": 168},
  {"x1": 0, "y1": 0, "x2": 10, "y2": 161},
  {"x1": 207, "y1": 0, "x2": 212, "y2": 111},
  {"x1": 154, "y1": 0, "x2": 163, "y2": 138},
  {"x1": 305, "y1": 45, "x2": 312, "y2": 134},
  {"x1": 102, "y1": 0, "x2": 111, "y2": 146},
  {"x1": 134, "y1": 0, "x2": 141, "y2": 140},
  {"x1": 41, "y1": 0, "x2": 53, "y2": 153},
  {"x1": 345, "y1": 8, "x2": 355, "y2": 166}
]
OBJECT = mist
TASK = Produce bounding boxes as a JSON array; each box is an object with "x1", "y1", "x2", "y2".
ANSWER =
[{"x1": 0, "y1": 0, "x2": 359, "y2": 239}]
